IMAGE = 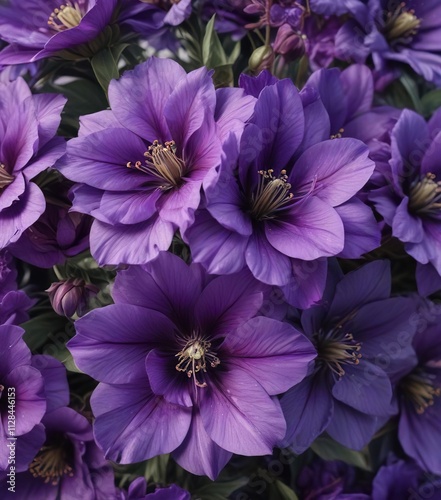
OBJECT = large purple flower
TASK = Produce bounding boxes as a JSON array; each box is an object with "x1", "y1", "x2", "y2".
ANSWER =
[
  {"x1": 0, "y1": 0, "x2": 145, "y2": 64},
  {"x1": 57, "y1": 57, "x2": 255, "y2": 266},
  {"x1": 0, "y1": 250, "x2": 33, "y2": 325},
  {"x1": 184, "y1": 75, "x2": 375, "y2": 308},
  {"x1": 396, "y1": 300, "x2": 441, "y2": 476},
  {"x1": 0, "y1": 77, "x2": 66, "y2": 249},
  {"x1": 368, "y1": 109, "x2": 441, "y2": 294},
  {"x1": 68, "y1": 252, "x2": 315, "y2": 479},
  {"x1": 335, "y1": 0, "x2": 441, "y2": 87},
  {"x1": 280, "y1": 260, "x2": 417, "y2": 453}
]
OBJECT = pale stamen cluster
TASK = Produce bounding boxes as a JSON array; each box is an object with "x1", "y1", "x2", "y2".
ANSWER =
[{"x1": 175, "y1": 338, "x2": 220, "y2": 388}]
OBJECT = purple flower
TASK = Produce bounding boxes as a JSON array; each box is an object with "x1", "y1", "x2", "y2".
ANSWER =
[
  {"x1": 396, "y1": 300, "x2": 441, "y2": 476},
  {"x1": 0, "y1": 0, "x2": 132, "y2": 64},
  {"x1": 335, "y1": 0, "x2": 441, "y2": 87},
  {"x1": 119, "y1": 477, "x2": 190, "y2": 500},
  {"x1": 280, "y1": 260, "x2": 417, "y2": 452},
  {"x1": 0, "y1": 250, "x2": 34, "y2": 325},
  {"x1": 68, "y1": 252, "x2": 315, "y2": 479},
  {"x1": 0, "y1": 407, "x2": 115, "y2": 499},
  {"x1": 184, "y1": 76, "x2": 375, "y2": 308},
  {"x1": 0, "y1": 78, "x2": 66, "y2": 250},
  {"x1": 368, "y1": 109, "x2": 441, "y2": 291},
  {"x1": 372, "y1": 457, "x2": 441, "y2": 500},
  {"x1": 47, "y1": 278, "x2": 99, "y2": 317},
  {"x1": 56, "y1": 57, "x2": 255, "y2": 266},
  {"x1": 8, "y1": 181, "x2": 91, "y2": 269}
]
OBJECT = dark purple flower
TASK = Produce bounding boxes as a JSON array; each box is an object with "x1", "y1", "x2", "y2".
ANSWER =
[
  {"x1": 396, "y1": 300, "x2": 441, "y2": 476},
  {"x1": 368, "y1": 109, "x2": 441, "y2": 291},
  {"x1": 296, "y1": 458, "x2": 369, "y2": 499},
  {"x1": 184, "y1": 76, "x2": 375, "y2": 308},
  {"x1": 0, "y1": 78, "x2": 66, "y2": 249},
  {"x1": 0, "y1": 0, "x2": 136, "y2": 64},
  {"x1": 47, "y1": 278, "x2": 99, "y2": 317},
  {"x1": 68, "y1": 252, "x2": 315, "y2": 479},
  {"x1": 56, "y1": 57, "x2": 255, "y2": 266},
  {"x1": 335, "y1": 0, "x2": 441, "y2": 88},
  {"x1": 119, "y1": 477, "x2": 190, "y2": 500},
  {"x1": 8, "y1": 181, "x2": 92, "y2": 269},
  {"x1": 372, "y1": 457, "x2": 441, "y2": 500},
  {"x1": 280, "y1": 260, "x2": 418, "y2": 452},
  {"x1": 0, "y1": 250, "x2": 34, "y2": 325},
  {"x1": 0, "y1": 406, "x2": 115, "y2": 499}
]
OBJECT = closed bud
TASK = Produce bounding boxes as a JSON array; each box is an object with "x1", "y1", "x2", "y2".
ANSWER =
[
  {"x1": 47, "y1": 278, "x2": 99, "y2": 317},
  {"x1": 248, "y1": 45, "x2": 275, "y2": 73}
]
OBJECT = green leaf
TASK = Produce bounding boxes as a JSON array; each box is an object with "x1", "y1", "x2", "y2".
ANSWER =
[
  {"x1": 311, "y1": 436, "x2": 371, "y2": 471},
  {"x1": 202, "y1": 15, "x2": 227, "y2": 68},
  {"x1": 22, "y1": 312, "x2": 69, "y2": 352},
  {"x1": 269, "y1": 480, "x2": 299, "y2": 500},
  {"x1": 144, "y1": 454, "x2": 170, "y2": 484},
  {"x1": 421, "y1": 89, "x2": 441, "y2": 118},
  {"x1": 91, "y1": 48, "x2": 119, "y2": 94},
  {"x1": 399, "y1": 73, "x2": 422, "y2": 113},
  {"x1": 193, "y1": 477, "x2": 248, "y2": 500}
]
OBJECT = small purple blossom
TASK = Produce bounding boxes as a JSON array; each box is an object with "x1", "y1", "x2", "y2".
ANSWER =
[
  {"x1": 47, "y1": 278, "x2": 99, "y2": 317},
  {"x1": 118, "y1": 477, "x2": 190, "y2": 500},
  {"x1": 281, "y1": 260, "x2": 417, "y2": 452},
  {"x1": 68, "y1": 252, "x2": 316, "y2": 479},
  {"x1": 0, "y1": 77, "x2": 66, "y2": 250},
  {"x1": 57, "y1": 57, "x2": 255, "y2": 266}
]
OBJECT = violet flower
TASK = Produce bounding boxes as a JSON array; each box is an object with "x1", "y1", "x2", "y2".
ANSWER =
[
  {"x1": 68, "y1": 252, "x2": 316, "y2": 479},
  {"x1": 396, "y1": 300, "x2": 441, "y2": 476},
  {"x1": 47, "y1": 278, "x2": 99, "y2": 317},
  {"x1": 0, "y1": 78, "x2": 66, "y2": 250},
  {"x1": 280, "y1": 260, "x2": 418, "y2": 452},
  {"x1": 184, "y1": 75, "x2": 375, "y2": 308},
  {"x1": 57, "y1": 57, "x2": 255, "y2": 266},
  {"x1": 119, "y1": 477, "x2": 190, "y2": 500},
  {"x1": 0, "y1": 250, "x2": 33, "y2": 325},
  {"x1": 368, "y1": 109, "x2": 441, "y2": 295},
  {"x1": 335, "y1": 0, "x2": 441, "y2": 88}
]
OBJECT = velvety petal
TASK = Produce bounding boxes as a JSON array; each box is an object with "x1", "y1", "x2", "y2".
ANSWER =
[
  {"x1": 421, "y1": 130, "x2": 441, "y2": 176},
  {"x1": 78, "y1": 110, "x2": 121, "y2": 136},
  {"x1": 0, "y1": 173, "x2": 25, "y2": 211},
  {"x1": 326, "y1": 401, "x2": 381, "y2": 450},
  {"x1": 172, "y1": 409, "x2": 232, "y2": 480},
  {"x1": 69, "y1": 304, "x2": 176, "y2": 383},
  {"x1": 335, "y1": 198, "x2": 381, "y2": 258},
  {"x1": 113, "y1": 251, "x2": 202, "y2": 329},
  {"x1": 238, "y1": 71, "x2": 278, "y2": 98},
  {"x1": 31, "y1": 355, "x2": 69, "y2": 413},
  {"x1": 194, "y1": 269, "x2": 264, "y2": 338},
  {"x1": 90, "y1": 216, "x2": 175, "y2": 266},
  {"x1": 332, "y1": 362, "x2": 393, "y2": 415},
  {"x1": 224, "y1": 316, "x2": 316, "y2": 394},
  {"x1": 0, "y1": 182, "x2": 45, "y2": 248},
  {"x1": 57, "y1": 128, "x2": 148, "y2": 191},
  {"x1": 21, "y1": 137, "x2": 66, "y2": 181},
  {"x1": 14, "y1": 424, "x2": 46, "y2": 472},
  {"x1": 200, "y1": 369, "x2": 286, "y2": 455},
  {"x1": 32, "y1": 93, "x2": 66, "y2": 148},
  {"x1": 0, "y1": 324, "x2": 30, "y2": 375},
  {"x1": 280, "y1": 372, "x2": 334, "y2": 454},
  {"x1": 184, "y1": 210, "x2": 248, "y2": 275},
  {"x1": 158, "y1": 180, "x2": 203, "y2": 231},
  {"x1": 98, "y1": 189, "x2": 161, "y2": 225},
  {"x1": 392, "y1": 197, "x2": 424, "y2": 244},
  {"x1": 164, "y1": 66, "x2": 216, "y2": 148},
  {"x1": 265, "y1": 198, "x2": 345, "y2": 260},
  {"x1": 91, "y1": 381, "x2": 192, "y2": 463},
  {"x1": 416, "y1": 262, "x2": 441, "y2": 296},
  {"x1": 108, "y1": 57, "x2": 186, "y2": 142},
  {"x1": 326, "y1": 260, "x2": 391, "y2": 321},
  {"x1": 289, "y1": 138, "x2": 374, "y2": 206},
  {"x1": 340, "y1": 64, "x2": 374, "y2": 119},
  {"x1": 245, "y1": 230, "x2": 292, "y2": 286}
]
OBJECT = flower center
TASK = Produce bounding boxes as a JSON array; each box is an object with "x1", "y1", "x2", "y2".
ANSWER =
[
  {"x1": 401, "y1": 368, "x2": 441, "y2": 414},
  {"x1": 383, "y1": 3, "x2": 421, "y2": 43},
  {"x1": 126, "y1": 140, "x2": 185, "y2": 191},
  {"x1": 0, "y1": 163, "x2": 14, "y2": 193},
  {"x1": 408, "y1": 173, "x2": 441, "y2": 217},
  {"x1": 48, "y1": 2, "x2": 86, "y2": 32},
  {"x1": 29, "y1": 443, "x2": 74, "y2": 485},
  {"x1": 314, "y1": 314, "x2": 361, "y2": 378},
  {"x1": 175, "y1": 338, "x2": 220, "y2": 388},
  {"x1": 249, "y1": 169, "x2": 293, "y2": 220}
]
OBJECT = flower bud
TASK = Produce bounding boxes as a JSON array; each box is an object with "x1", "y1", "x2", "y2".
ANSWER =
[
  {"x1": 47, "y1": 278, "x2": 99, "y2": 317},
  {"x1": 248, "y1": 45, "x2": 275, "y2": 74}
]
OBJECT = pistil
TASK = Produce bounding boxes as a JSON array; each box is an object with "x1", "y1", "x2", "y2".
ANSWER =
[
  {"x1": 175, "y1": 338, "x2": 220, "y2": 388},
  {"x1": 0, "y1": 163, "x2": 14, "y2": 192},
  {"x1": 249, "y1": 169, "x2": 293, "y2": 220},
  {"x1": 408, "y1": 172, "x2": 441, "y2": 216},
  {"x1": 384, "y1": 3, "x2": 421, "y2": 43},
  {"x1": 29, "y1": 443, "x2": 74, "y2": 485},
  {"x1": 48, "y1": 2, "x2": 85, "y2": 32},
  {"x1": 401, "y1": 369, "x2": 441, "y2": 414}
]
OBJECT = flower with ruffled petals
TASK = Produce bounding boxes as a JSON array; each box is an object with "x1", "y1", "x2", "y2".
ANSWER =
[
  {"x1": 68, "y1": 252, "x2": 315, "y2": 479},
  {"x1": 56, "y1": 57, "x2": 255, "y2": 266},
  {"x1": 184, "y1": 74, "x2": 375, "y2": 308},
  {"x1": 281, "y1": 260, "x2": 417, "y2": 453},
  {"x1": 0, "y1": 78, "x2": 66, "y2": 250}
]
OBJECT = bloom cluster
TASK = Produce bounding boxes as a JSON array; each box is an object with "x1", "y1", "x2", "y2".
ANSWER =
[{"x1": 0, "y1": 0, "x2": 440, "y2": 498}]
